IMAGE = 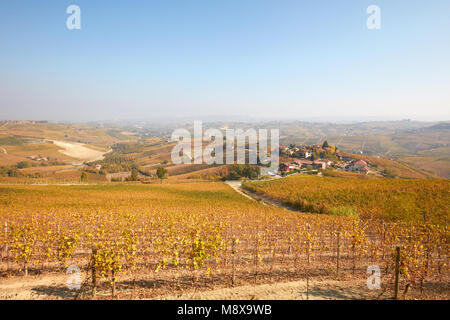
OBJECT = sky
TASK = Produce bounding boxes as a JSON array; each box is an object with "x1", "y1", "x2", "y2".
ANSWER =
[{"x1": 0, "y1": 0, "x2": 449, "y2": 122}]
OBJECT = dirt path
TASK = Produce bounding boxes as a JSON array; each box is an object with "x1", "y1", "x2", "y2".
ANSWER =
[
  {"x1": 0, "y1": 272, "x2": 379, "y2": 300},
  {"x1": 48, "y1": 140, "x2": 111, "y2": 165},
  {"x1": 225, "y1": 180, "x2": 297, "y2": 211},
  {"x1": 155, "y1": 279, "x2": 379, "y2": 300},
  {"x1": 0, "y1": 273, "x2": 74, "y2": 300},
  {"x1": 224, "y1": 181, "x2": 265, "y2": 204}
]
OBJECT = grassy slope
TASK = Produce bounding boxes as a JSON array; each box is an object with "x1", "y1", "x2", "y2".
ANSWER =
[
  {"x1": 398, "y1": 155, "x2": 450, "y2": 179},
  {"x1": 349, "y1": 154, "x2": 439, "y2": 179},
  {"x1": 242, "y1": 175, "x2": 449, "y2": 224}
]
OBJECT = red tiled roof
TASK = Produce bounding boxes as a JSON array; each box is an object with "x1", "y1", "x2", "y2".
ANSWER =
[{"x1": 354, "y1": 160, "x2": 367, "y2": 166}]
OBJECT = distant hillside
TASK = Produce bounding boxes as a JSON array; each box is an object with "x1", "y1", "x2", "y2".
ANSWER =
[
  {"x1": 270, "y1": 120, "x2": 449, "y2": 178},
  {"x1": 421, "y1": 122, "x2": 450, "y2": 131}
]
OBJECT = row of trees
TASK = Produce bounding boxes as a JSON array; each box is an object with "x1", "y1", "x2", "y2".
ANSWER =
[
  {"x1": 81, "y1": 166, "x2": 168, "y2": 183},
  {"x1": 225, "y1": 164, "x2": 260, "y2": 180}
]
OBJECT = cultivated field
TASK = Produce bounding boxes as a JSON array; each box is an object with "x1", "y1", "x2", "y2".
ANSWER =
[
  {"x1": 0, "y1": 182, "x2": 448, "y2": 299},
  {"x1": 242, "y1": 175, "x2": 449, "y2": 224}
]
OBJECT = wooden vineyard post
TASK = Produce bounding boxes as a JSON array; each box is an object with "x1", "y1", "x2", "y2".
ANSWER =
[
  {"x1": 336, "y1": 230, "x2": 340, "y2": 277},
  {"x1": 306, "y1": 224, "x2": 310, "y2": 300},
  {"x1": 352, "y1": 222, "x2": 355, "y2": 275},
  {"x1": 91, "y1": 247, "x2": 97, "y2": 298},
  {"x1": 253, "y1": 237, "x2": 258, "y2": 284},
  {"x1": 269, "y1": 238, "x2": 276, "y2": 280},
  {"x1": 3, "y1": 222, "x2": 8, "y2": 271},
  {"x1": 111, "y1": 269, "x2": 116, "y2": 298},
  {"x1": 438, "y1": 249, "x2": 442, "y2": 275},
  {"x1": 425, "y1": 232, "x2": 431, "y2": 274},
  {"x1": 393, "y1": 246, "x2": 400, "y2": 300},
  {"x1": 231, "y1": 237, "x2": 236, "y2": 286}
]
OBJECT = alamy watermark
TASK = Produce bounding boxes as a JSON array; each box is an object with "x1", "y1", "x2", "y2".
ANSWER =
[
  {"x1": 66, "y1": 265, "x2": 81, "y2": 290},
  {"x1": 66, "y1": 5, "x2": 81, "y2": 30},
  {"x1": 170, "y1": 121, "x2": 279, "y2": 175},
  {"x1": 367, "y1": 265, "x2": 381, "y2": 289},
  {"x1": 66, "y1": 5, "x2": 381, "y2": 31},
  {"x1": 367, "y1": 5, "x2": 381, "y2": 30}
]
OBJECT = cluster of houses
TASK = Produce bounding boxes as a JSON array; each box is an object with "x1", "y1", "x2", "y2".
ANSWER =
[
  {"x1": 278, "y1": 144, "x2": 371, "y2": 175},
  {"x1": 279, "y1": 145, "x2": 314, "y2": 158},
  {"x1": 336, "y1": 153, "x2": 370, "y2": 173},
  {"x1": 27, "y1": 155, "x2": 49, "y2": 162},
  {"x1": 279, "y1": 159, "x2": 333, "y2": 172},
  {"x1": 343, "y1": 159, "x2": 369, "y2": 174},
  {"x1": 279, "y1": 144, "x2": 334, "y2": 173}
]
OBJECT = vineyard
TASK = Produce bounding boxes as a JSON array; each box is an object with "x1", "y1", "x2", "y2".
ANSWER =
[
  {"x1": 0, "y1": 183, "x2": 448, "y2": 299},
  {"x1": 242, "y1": 175, "x2": 449, "y2": 224}
]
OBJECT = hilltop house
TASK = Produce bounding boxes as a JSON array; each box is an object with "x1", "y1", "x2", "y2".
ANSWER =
[
  {"x1": 299, "y1": 149, "x2": 312, "y2": 158},
  {"x1": 279, "y1": 161, "x2": 302, "y2": 172},
  {"x1": 345, "y1": 160, "x2": 369, "y2": 174},
  {"x1": 312, "y1": 159, "x2": 332, "y2": 169},
  {"x1": 280, "y1": 163, "x2": 293, "y2": 172}
]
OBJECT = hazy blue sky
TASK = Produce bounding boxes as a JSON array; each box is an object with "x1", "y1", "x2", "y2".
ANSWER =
[{"x1": 1, "y1": 0, "x2": 449, "y2": 121}]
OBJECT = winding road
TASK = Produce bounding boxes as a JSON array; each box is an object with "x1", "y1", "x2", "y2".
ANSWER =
[{"x1": 225, "y1": 179, "x2": 298, "y2": 211}]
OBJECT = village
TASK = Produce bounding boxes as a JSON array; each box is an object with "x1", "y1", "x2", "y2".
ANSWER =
[{"x1": 278, "y1": 141, "x2": 370, "y2": 175}]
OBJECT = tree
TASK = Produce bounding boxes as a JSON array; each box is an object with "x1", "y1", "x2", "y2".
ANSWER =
[
  {"x1": 130, "y1": 168, "x2": 138, "y2": 181},
  {"x1": 17, "y1": 161, "x2": 31, "y2": 169},
  {"x1": 226, "y1": 164, "x2": 260, "y2": 180},
  {"x1": 156, "y1": 166, "x2": 168, "y2": 184},
  {"x1": 80, "y1": 171, "x2": 88, "y2": 182},
  {"x1": 322, "y1": 140, "x2": 329, "y2": 148},
  {"x1": 7, "y1": 168, "x2": 19, "y2": 177}
]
